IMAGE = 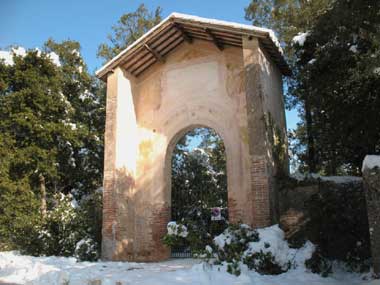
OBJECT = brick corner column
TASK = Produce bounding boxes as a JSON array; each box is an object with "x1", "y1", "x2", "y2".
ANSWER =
[
  {"x1": 362, "y1": 155, "x2": 380, "y2": 278},
  {"x1": 101, "y1": 69, "x2": 118, "y2": 260},
  {"x1": 242, "y1": 36, "x2": 272, "y2": 228},
  {"x1": 101, "y1": 67, "x2": 136, "y2": 261}
]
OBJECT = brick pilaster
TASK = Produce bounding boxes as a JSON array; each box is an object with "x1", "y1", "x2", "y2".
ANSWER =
[
  {"x1": 243, "y1": 36, "x2": 272, "y2": 228},
  {"x1": 101, "y1": 70, "x2": 119, "y2": 260}
]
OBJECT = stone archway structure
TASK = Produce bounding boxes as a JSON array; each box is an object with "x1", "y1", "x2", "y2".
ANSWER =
[{"x1": 96, "y1": 13, "x2": 290, "y2": 262}]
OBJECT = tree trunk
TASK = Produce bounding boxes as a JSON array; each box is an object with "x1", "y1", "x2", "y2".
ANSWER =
[
  {"x1": 305, "y1": 97, "x2": 316, "y2": 173},
  {"x1": 39, "y1": 174, "x2": 47, "y2": 219}
]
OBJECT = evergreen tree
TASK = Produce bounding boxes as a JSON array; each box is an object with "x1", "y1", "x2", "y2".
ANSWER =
[
  {"x1": 245, "y1": 0, "x2": 331, "y2": 54},
  {"x1": 292, "y1": 0, "x2": 380, "y2": 174},
  {"x1": 0, "y1": 49, "x2": 73, "y2": 243},
  {"x1": 97, "y1": 4, "x2": 162, "y2": 62},
  {"x1": 0, "y1": 41, "x2": 105, "y2": 248},
  {"x1": 44, "y1": 39, "x2": 105, "y2": 196}
]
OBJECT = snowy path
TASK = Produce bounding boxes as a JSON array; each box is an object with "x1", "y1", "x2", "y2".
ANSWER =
[{"x1": 0, "y1": 252, "x2": 377, "y2": 285}]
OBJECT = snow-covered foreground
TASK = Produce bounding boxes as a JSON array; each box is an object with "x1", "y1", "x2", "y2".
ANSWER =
[{"x1": 0, "y1": 251, "x2": 376, "y2": 285}]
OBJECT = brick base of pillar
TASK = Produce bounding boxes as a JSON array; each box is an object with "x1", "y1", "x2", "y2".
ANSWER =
[
  {"x1": 102, "y1": 203, "x2": 171, "y2": 262},
  {"x1": 250, "y1": 156, "x2": 271, "y2": 228}
]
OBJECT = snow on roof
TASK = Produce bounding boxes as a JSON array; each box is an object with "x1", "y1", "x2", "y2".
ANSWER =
[
  {"x1": 362, "y1": 155, "x2": 380, "y2": 172},
  {"x1": 170, "y1": 12, "x2": 282, "y2": 51},
  {"x1": 96, "y1": 12, "x2": 287, "y2": 79}
]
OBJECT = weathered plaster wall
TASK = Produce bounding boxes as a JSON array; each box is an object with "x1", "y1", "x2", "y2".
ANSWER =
[
  {"x1": 241, "y1": 36, "x2": 287, "y2": 227},
  {"x1": 131, "y1": 40, "x2": 251, "y2": 261},
  {"x1": 102, "y1": 39, "x2": 286, "y2": 261},
  {"x1": 258, "y1": 46, "x2": 288, "y2": 223},
  {"x1": 259, "y1": 46, "x2": 286, "y2": 136}
]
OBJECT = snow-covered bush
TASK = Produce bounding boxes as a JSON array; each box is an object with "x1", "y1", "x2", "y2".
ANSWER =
[
  {"x1": 45, "y1": 194, "x2": 82, "y2": 255},
  {"x1": 305, "y1": 248, "x2": 332, "y2": 277},
  {"x1": 210, "y1": 224, "x2": 259, "y2": 275},
  {"x1": 74, "y1": 190, "x2": 102, "y2": 257},
  {"x1": 14, "y1": 191, "x2": 102, "y2": 261},
  {"x1": 163, "y1": 208, "x2": 228, "y2": 255},
  {"x1": 163, "y1": 221, "x2": 187, "y2": 244},
  {"x1": 213, "y1": 224, "x2": 259, "y2": 264},
  {"x1": 244, "y1": 250, "x2": 288, "y2": 275},
  {"x1": 163, "y1": 221, "x2": 314, "y2": 276},
  {"x1": 74, "y1": 238, "x2": 98, "y2": 261},
  {"x1": 167, "y1": 221, "x2": 189, "y2": 237},
  {"x1": 212, "y1": 224, "x2": 286, "y2": 275},
  {"x1": 209, "y1": 224, "x2": 314, "y2": 276},
  {"x1": 15, "y1": 193, "x2": 81, "y2": 257},
  {"x1": 163, "y1": 221, "x2": 190, "y2": 252}
]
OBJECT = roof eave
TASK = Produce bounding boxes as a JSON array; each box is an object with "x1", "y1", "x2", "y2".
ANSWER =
[
  {"x1": 95, "y1": 13, "x2": 291, "y2": 80},
  {"x1": 95, "y1": 13, "x2": 175, "y2": 80}
]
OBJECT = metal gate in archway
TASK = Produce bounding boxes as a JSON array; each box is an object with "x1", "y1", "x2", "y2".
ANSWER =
[{"x1": 170, "y1": 128, "x2": 229, "y2": 258}]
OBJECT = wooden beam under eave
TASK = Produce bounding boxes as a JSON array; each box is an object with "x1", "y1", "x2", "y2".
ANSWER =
[
  {"x1": 204, "y1": 28, "x2": 224, "y2": 51},
  {"x1": 143, "y1": 43, "x2": 165, "y2": 63},
  {"x1": 173, "y1": 23, "x2": 193, "y2": 44}
]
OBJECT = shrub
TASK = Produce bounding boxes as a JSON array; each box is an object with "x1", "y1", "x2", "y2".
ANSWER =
[
  {"x1": 211, "y1": 224, "x2": 295, "y2": 276},
  {"x1": 74, "y1": 238, "x2": 99, "y2": 261},
  {"x1": 13, "y1": 191, "x2": 102, "y2": 261},
  {"x1": 14, "y1": 193, "x2": 81, "y2": 256},
  {"x1": 162, "y1": 221, "x2": 189, "y2": 250},
  {"x1": 0, "y1": 179, "x2": 40, "y2": 251},
  {"x1": 75, "y1": 190, "x2": 103, "y2": 252},
  {"x1": 163, "y1": 206, "x2": 228, "y2": 254},
  {"x1": 212, "y1": 224, "x2": 259, "y2": 263},
  {"x1": 244, "y1": 251, "x2": 288, "y2": 275},
  {"x1": 305, "y1": 247, "x2": 332, "y2": 277},
  {"x1": 305, "y1": 181, "x2": 371, "y2": 273},
  {"x1": 164, "y1": 222, "x2": 309, "y2": 276}
]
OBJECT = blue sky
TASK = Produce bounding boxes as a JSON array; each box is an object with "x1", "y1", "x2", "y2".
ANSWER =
[{"x1": 0, "y1": 0, "x2": 299, "y2": 129}]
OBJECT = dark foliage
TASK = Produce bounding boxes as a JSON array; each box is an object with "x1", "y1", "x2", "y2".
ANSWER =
[{"x1": 305, "y1": 181, "x2": 371, "y2": 272}]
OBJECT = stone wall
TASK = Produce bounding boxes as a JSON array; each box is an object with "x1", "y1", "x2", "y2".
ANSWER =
[
  {"x1": 278, "y1": 179, "x2": 319, "y2": 241},
  {"x1": 279, "y1": 176, "x2": 371, "y2": 265}
]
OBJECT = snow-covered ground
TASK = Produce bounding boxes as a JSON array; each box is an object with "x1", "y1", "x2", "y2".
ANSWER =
[{"x1": 0, "y1": 251, "x2": 376, "y2": 285}]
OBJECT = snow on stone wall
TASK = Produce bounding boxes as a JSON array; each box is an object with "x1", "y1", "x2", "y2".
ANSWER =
[{"x1": 362, "y1": 155, "x2": 380, "y2": 172}]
